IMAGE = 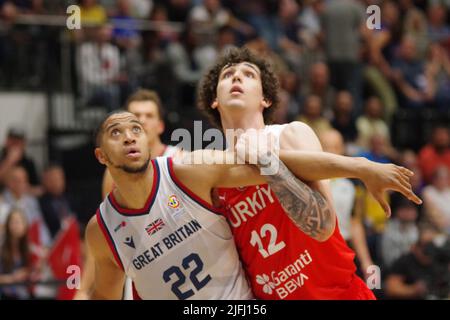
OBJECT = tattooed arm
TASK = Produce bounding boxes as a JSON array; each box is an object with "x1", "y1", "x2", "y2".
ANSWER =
[
  {"x1": 233, "y1": 122, "x2": 339, "y2": 241},
  {"x1": 238, "y1": 122, "x2": 420, "y2": 241},
  {"x1": 262, "y1": 156, "x2": 335, "y2": 241}
]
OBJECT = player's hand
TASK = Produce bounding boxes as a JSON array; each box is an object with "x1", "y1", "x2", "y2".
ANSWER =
[
  {"x1": 235, "y1": 130, "x2": 279, "y2": 166},
  {"x1": 360, "y1": 161, "x2": 422, "y2": 217}
]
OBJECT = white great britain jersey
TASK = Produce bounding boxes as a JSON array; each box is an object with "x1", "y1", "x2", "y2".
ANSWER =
[{"x1": 96, "y1": 156, "x2": 253, "y2": 300}]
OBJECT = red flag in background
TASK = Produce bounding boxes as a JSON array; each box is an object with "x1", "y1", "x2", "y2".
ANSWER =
[
  {"x1": 28, "y1": 221, "x2": 42, "y2": 269},
  {"x1": 47, "y1": 217, "x2": 82, "y2": 300},
  {"x1": 28, "y1": 221, "x2": 46, "y2": 296}
]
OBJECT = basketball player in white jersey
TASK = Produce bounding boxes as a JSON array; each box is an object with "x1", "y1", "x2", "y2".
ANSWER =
[
  {"x1": 75, "y1": 90, "x2": 182, "y2": 300},
  {"x1": 86, "y1": 110, "x2": 418, "y2": 299}
]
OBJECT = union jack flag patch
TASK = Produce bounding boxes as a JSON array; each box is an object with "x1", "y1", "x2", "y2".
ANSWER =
[{"x1": 145, "y1": 218, "x2": 165, "y2": 236}]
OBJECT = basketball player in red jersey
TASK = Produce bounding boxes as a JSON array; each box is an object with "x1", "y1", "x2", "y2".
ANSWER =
[{"x1": 198, "y1": 47, "x2": 422, "y2": 299}]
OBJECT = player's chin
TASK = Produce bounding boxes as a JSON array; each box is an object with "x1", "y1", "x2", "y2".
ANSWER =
[
  {"x1": 121, "y1": 160, "x2": 150, "y2": 174},
  {"x1": 225, "y1": 99, "x2": 247, "y2": 110}
]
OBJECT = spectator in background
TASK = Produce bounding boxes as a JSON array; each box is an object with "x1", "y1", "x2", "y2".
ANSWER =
[
  {"x1": 356, "y1": 96, "x2": 391, "y2": 151},
  {"x1": 78, "y1": 0, "x2": 107, "y2": 26},
  {"x1": 276, "y1": 71, "x2": 301, "y2": 123},
  {"x1": 110, "y1": 0, "x2": 142, "y2": 102},
  {"x1": 298, "y1": 0, "x2": 324, "y2": 49},
  {"x1": 363, "y1": 0, "x2": 400, "y2": 124},
  {"x1": 275, "y1": 0, "x2": 303, "y2": 69},
  {"x1": 418, "y1": 125, "x2": 450, "y2": 184},
  {"x1": 359, "y1": 134, "x2": 396, "y2": 164},
  {"x1": 163, "y1": 0, "x2": 192, "y2": 23},
  {"x1": 189, "y1": 0, "x2": 231, "y2": 31},
  {"x1": 320, "y1": 0, "x2": 365, "y2": 112},
  {"x1": 111, "y1": 0, "x2": 140, "y2": 49},
  {"x1": 381, "y1": 195, "x2": 419, "y2": 268},
  {"x1": 166, "y1": 23, "x2": 217, "y2": 107},
  {"x1": 301, "y1": 62, "x2": 335, "y2": 118},
  {"x1": 137, "y1": 6, "x2": 177, "y2": 101},
  {"x1": 216, "y1": 25, "x2": 237, "y2": 54},
  {"x1": 0, "y1": 128, "x2": 39, "y2": 193},
  {"x1": 422, "y1": 166, "x2": 450, "y2": 234},
  {"x1": 427, "y1": 3, "x2": 450, "y2": 44},
  {"x1": 425, "y1": 42, "x2": 450, "y2": 110},
  {"x1": 320, "y1": 129, "x2": 375, "y2": 280},
  {"x1": 331, "y1": 91, "x2": 358, "y2": 144},
  {"x1": 2, "y1": 166, "x2": 50, "y2": 247},
  {"x1": 385, "y1": 225, "x2": 450, "y2": 299},
  {"x1": 39, "y1": 165, "x2": 77, "y2": 240},
  {"x1": 296, "y1": 95, "x2": 331, "y2": 136},
  {"x1": 403, "y1": 6, "x2": 429, "y2": 59},
  {"x1": 129, "y1": 0, "x2": 152, "y2": 19},
  {"x1": 77, "y1": 24, "x2": 121, "y2": 111},
  {"x1": 296, "y1": 0, "x2": 326, "y2": 77},
  {"x1": 392, "y1": 36, "x2": 434, "y2": 109},
  {"x1": 245, "y1": 0, "x2": 281, "y2": 51},
  {"x1": 0, "y1": 194, "x2": 9, "y2": 237},
  {"x1": 0, "y1": 208, "x2": 30, "y2": 300}
]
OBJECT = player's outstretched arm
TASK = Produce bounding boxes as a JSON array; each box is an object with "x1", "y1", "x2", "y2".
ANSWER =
[
  {"x1": 85, "y1": 215, "x2": 126, "y2": 300},
  {"x1": 234, "y1": 122, "x2": 421, "y2": 241}
]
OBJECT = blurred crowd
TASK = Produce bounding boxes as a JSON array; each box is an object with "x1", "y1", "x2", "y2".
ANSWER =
[{"x1": 0, "y1": 0, "x2": 450, "y2": 299}]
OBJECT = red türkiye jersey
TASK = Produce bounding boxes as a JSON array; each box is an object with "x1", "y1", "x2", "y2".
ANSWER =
[{"x1": 217, "y1": 184, "x2": 374, "y2": 300}]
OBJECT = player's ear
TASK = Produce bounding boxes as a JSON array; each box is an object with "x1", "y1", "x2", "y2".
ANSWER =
[
  {"x1": 95, "y1": 148, "x2": 107, "y2": 165},
  {"x1": 262, "y1": 97, "x2": 272, "y2": 109},
  {"x1": 211, "y1": 98, "x2": 219, "y2": 110},
  {"x1": 157, "y1": 119, "x2": 165, "y2": 135}
]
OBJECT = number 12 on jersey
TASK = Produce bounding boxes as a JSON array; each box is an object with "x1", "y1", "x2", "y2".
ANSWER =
[{"x1": 250, "y1": 224, "x2": 286, "y2": 258}]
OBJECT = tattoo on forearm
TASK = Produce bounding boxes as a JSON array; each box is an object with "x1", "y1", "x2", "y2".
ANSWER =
[{"x1": 262, "y1": 159, "x2": 334, "y2": 240}]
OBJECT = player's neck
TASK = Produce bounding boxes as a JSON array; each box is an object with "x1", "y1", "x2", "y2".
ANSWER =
[
  {"x1": 111, "y1": 166, "x2": 154, "y2": 210},
  {"x1": 221, "y1": 112, "x2": 266, "y2": 132},
  {"x1": 149, "y1": 138, "x2": 166, "y2": 158}
]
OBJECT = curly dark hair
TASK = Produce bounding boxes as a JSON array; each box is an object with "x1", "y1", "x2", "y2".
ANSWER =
[{"x1": 197, "y1": 47, "x2": 280, "y2": 128}]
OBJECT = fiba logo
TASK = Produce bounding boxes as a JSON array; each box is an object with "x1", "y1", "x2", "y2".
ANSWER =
[{"x1": 168, "y1": 195, "x2": 180, "y2": 209}]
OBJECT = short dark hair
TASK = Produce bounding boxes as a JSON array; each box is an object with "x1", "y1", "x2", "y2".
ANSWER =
[
  {"x1": 7, "y1": 127, "x2": 25, "y2": 140},
  {"x1": 197, "y1": 47, "x2": 280, "y2": 128},
  {"x1": 125, "y1": 89, "x2": 164, "y2": 119},
  {"x1": 93, "y1": 109, "x2": 128, "y2": 147}
]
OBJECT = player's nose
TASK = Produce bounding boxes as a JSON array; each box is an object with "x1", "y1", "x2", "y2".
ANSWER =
[
  {"x1": 232, "y1": 70, "x2": 242, "y2": 83},
  {"x1": 123, "y1": 129, "x2": 136, "y2": 144}
]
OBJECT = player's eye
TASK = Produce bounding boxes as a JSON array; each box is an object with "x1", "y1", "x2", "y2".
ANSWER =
[
  {"x1": 111, "y1": 129, "x2": 120, "y2": 136},
  {"x1": 222, "y1": 70, "x2": 233, "y2": 78},
  {"x1": 245, "y1": 71, "x2": 255, "y2": 78},
  {"x1": 132, "y1": 126, "x2": 142, "y2": 134}
]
